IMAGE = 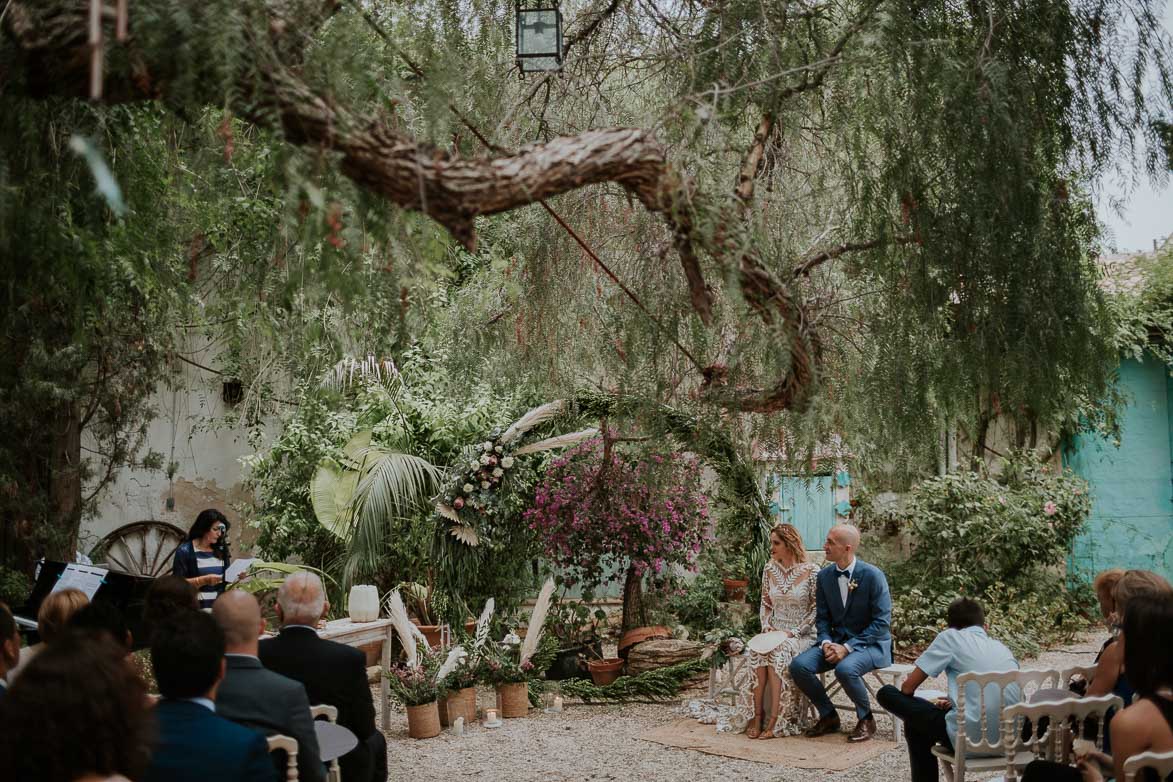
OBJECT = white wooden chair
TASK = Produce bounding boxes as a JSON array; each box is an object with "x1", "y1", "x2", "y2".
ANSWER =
[
  {"x1": 311, "y1": 703, "x2": 342, "y2": 782},
  {"x1": 267, "y1": 734, "x2": 299, "y2": 782},
  {"x1": 930, "y1": 669, "x2": 1064, "y2": 782},
  {"x1": 1000, "y1": 694, "x2": 1124, "y2": 782},
  {"x1": 1124, "y1": 750, "x2": 1173, "y2": 782}
]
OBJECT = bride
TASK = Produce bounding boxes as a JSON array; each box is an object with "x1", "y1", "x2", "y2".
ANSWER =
[{"x1": 742, "y1": 523, "x2": 818, "y2": 738}]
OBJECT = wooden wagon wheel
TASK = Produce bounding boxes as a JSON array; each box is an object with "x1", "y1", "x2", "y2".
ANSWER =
[{"x1": 92, "y1": 520, "x2": 186, "y2": 578}]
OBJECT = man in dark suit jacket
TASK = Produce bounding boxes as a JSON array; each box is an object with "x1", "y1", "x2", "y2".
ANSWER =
[
  {"x1": 214, "y1": 590, "x2": 325, "y2": 782},
  {"x1": 260, "y1": 572, "x2": 387, "y2": 782},
  {"x1": 789, "y1": 523, "x2": 893, "y2": 743},
  {"x1": 143, "y1": 610, "x2": 276, "y2": 782}
]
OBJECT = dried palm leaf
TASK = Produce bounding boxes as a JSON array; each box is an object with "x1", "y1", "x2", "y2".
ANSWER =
[
  {"x1": 434, "y1": 645, "x2": 466, "y2": 684},
  {"x1": 436, "y1": 503, "x2": 460, "y2": 523},
  {"x1": 519, "y1": 577, "x2": 555, "y2": 666},
  {"x1": 501, "y1": 401, "x2": 565, "y2": 444},
  {"x1": 448, "y1": 524, "x2": 480, "y2": 546},
  {"x1": 471, "y1": 598, "x2": 494, "y2": 663},
  {"x1": 385, "y1": 590, "x2": 419, "y2": 667},
  {"x1": 513, "y1": 428, "x2": 600, "y2": 455}
]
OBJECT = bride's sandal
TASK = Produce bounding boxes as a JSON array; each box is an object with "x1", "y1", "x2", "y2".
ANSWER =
[
  {"x1": 746, "y1": 718, "x2": 762, "y2": 739},
  {"x1": 758, "y1": 712, "x2": 779, "y2": 739}
]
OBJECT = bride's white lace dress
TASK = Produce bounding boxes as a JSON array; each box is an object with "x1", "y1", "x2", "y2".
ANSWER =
[{"x1": 738, "y1": 560, "x2": 819, "y2": 736}]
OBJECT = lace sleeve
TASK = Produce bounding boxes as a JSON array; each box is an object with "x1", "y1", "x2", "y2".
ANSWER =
[
  {"x1": 759, "y1": 564, "x2": 775, "y2": 631},
  {"x1": 793, "y1": 565, "x2": 818, "y2": 637}
]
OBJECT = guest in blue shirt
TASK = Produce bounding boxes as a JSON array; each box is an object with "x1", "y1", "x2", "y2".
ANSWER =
[
  {"x1": 143, "y1": 610, "x2": 276, "y2": 782},
  {"x1": 878, "y1": 597, "x2": 1020, "y2": 782},
  {"x1": 172, "y1": 508, "x2": 233, "y2": 610}
]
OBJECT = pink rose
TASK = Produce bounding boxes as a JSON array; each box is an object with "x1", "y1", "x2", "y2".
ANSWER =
[{"x1": 1043, "y1": 501, "x2": 1058, "y2": 516}]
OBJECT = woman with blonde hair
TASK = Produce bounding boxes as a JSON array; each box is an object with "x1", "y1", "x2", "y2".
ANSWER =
[
  {"x1": 7, "y1": 587, "x2": 89, "y2": 683},
  {"x1": 741, "y1": 522, "x2": 820, "y2": 738}
]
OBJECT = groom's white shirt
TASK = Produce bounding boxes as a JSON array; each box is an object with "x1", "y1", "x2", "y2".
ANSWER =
[{"x1": 822, "y1": 556, "x2": 858, "y2": 652}]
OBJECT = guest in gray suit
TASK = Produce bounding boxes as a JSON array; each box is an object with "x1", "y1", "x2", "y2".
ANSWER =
[{"x1": 213, "y1": 591, "x2": 325, "y2": 782}]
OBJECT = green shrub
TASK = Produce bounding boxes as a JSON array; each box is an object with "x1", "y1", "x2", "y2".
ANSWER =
[
  {"x1": 0, "y1": 567, "x2": 31, "y2": 608},
  {"x1": 880, "y1": 453, "x2": 1095, "y2": 657}
]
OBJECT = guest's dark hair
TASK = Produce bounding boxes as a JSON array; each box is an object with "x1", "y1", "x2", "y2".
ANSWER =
[
  {"x1": 0, "y1": 601, "x2": 16, "y2": 644},
  {"x1": 151, "y1": 609, "x2": 225, "y2": 699},
  {"x1": 946, "y1": 597, "x2": 985, "y2": 629},
  {"x1": 0, "y1": 633, "x2": 151, "y2": 782},
  {"x1": 186, "y1": 508, "x2": 229, "y2": 542},
  {"x1": 1122, "y1": 594, "x2": 1173, "y2": 697},
  {"x1": 143, "y1": 575, "x2": 200, "y2": 642},
  {"x1": 68, "y1": 600, "x2": 132, "y2": 651}
]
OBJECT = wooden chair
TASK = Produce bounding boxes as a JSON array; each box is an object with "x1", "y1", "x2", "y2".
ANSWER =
[
  {"x1": 1000, "y1": 694, "x2": 1124, "y2": 782},
  {"x1": 930, "y1": 669, "x2": 1065, "y2": 782},
  {"x1": 267, "y1": 734, "x2": 299, "y2": 782},
  {"x1": 311, "y1": 704, "x2": 342, "y2": 782},
  {"x1": 817, "y1": 662, "x2": 918, "y2": 741},
  {"x1": 1123, "y1": 750, "x2": 1173, "y2": 782}
]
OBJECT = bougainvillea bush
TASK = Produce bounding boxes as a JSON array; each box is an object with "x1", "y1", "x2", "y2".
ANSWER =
[{"x1": 524, "y1": 436, "x2": 711, "y2": 611}]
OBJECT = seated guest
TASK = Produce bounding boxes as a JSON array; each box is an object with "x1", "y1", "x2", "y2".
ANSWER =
[
  {"x1": 143, "y1": 611, "x2": 276, "y2": 782},
  {"x1": 260, "y1": 572, "x2": 387, "y2": 782},
  {"x1": 877, "y1": 597, "x2": 1019, "y2": 782},
  {"x1": 143, "y1": 575, "x2": 200, "y2": 641},
  {"x1": 0, "y1": 632, "x2": 151, "y2": 782},
  {"x1": 8, "y1": 587, "x2": 88, "y2": 683},
  {"x1": 0, "y1": 603, "x2": 19, "y2": 701},
  {"x1": 1086, "y1": 570, "x2": 1172, "y2": 701},
  {"x1": 68, "y1": 600, "x2": 134, "y2": 652},
  {"x1": 213, "y1": 590, "x2": 325, "y2": 782}
]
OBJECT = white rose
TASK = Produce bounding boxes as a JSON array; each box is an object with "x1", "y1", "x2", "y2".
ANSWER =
[
  {"x1": 495, "y1": 446, "x2": 503, "y2": 453},
  {"x1": 503, "y1": 633, "x2": 521, "y2": 646},
  {"x1": 482, "y1": 441, "x2": 493, "y2": 451},
  {"x1": 501, "y1": 456, "x2": 514, "y2": 468},
  {"x1": 470, "y1": 461, "x2": 479, "y2": 470},
  {"x1": 480, "y1": 454, "x2": 491, "y2": 465},
  {"x1": 481, "y1": 480, "x2": 490, "y2": 490},
  {"x1": 493, "y1": 468, "x2": 504, "y2": 477},
  {"x1": 463, "y1": 483, "x2": 474, "y2": 493}
]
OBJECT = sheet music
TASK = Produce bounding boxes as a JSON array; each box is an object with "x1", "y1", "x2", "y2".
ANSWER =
[
  {"x1": 224, "y1": 558, "x2": 255, "y2": 583},
  {"x1": 51, "y1": 563, "x2": 108, "y2": 599}
]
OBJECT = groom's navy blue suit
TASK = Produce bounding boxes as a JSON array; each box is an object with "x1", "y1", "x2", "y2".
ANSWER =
[{"x1": 789, "y1": 559, "x2": 892, "y2": 721}]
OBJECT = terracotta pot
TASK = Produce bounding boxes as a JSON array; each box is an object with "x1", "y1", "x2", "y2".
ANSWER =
[
  {"x1": 406, "y1": 701, "x2": 441, "y2": 739},
  {"x1": 722, "y1": 578, "x2": 749, "y2": 602},
  {"x1": 417, "y1": 624, "x2": 444, "y2": 649},
  {"x1": 587, "y1": 657, "x2": 625, "y2": 686},
  {"x1": 495, "y1": 682, "x2": 529, "y2": 718},
  {"x1": 464, "y1": 619, "x2": 477, "y2": 637},
  {"x1": 618, "y1": 625, "x2": 671, "y2": 658},
  {"x1": 443, "y1": 687, "x2": 477, "y2": 725}
]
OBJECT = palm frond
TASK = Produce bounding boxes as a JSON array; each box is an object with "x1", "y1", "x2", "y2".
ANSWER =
[
  {"x1": 471, "y1": 597, "x2": 494, "y2": 661},
  {"x1": 513, "y1": 428, "x2": 599, "y2": 455},
  {"x1": 501, "y1": 401, "x2": 565, "y2": 444},
  {"x1": 434, "y1": 645, "x2": 466, "y2": 683},
  {"x1": 448, "y1": 524, "x2": 480, "y2": 546},
  {"x1": 321, "y1": 355, "x2": 401, "y2": 392},
  {"x1": 519, "y1": 577, "x2": 555, "y2": 666},
  {"x1": 386, "y1": 590, "x2": 419, "y2": 667},
  {"x1": 436, "y1": 503, "x2": 460, "y2": 522},
  {"x1": 342, "y1": 447, "x2": 443, "y2": 586}
]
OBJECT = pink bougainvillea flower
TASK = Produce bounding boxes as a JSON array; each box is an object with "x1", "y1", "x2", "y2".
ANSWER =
[{"x1": 1043, "y1": 501, "x2": 1058, "y2": 516}]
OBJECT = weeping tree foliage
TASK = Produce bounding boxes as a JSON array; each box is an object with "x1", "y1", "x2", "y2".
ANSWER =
[{"x1": 1, "y1": 0, "x2": 1171, "y2": 559}]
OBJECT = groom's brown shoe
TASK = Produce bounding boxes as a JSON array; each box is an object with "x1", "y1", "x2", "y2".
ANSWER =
[
  {"x1": 848, "y1": 715, "x2": 877, "y2": 742},
  {"x1": 804, "y1": 713, "x2": 841, "y2": 738}
]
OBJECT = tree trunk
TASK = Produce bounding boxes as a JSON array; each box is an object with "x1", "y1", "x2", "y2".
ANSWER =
[
  {"x1": 621, "y1": 563, "x2": 648, "y2": 633},
  {"x1": 45, "y1": 400, "x2": 82, "y2": 563}
]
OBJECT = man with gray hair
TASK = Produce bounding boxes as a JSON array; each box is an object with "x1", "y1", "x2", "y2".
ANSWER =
[
  {"x1": 259, "y1": 572, "x2": 386, "y2": 782},
  {"x1": 213, "y1": 590, "x2": 324, "y2": 782}
]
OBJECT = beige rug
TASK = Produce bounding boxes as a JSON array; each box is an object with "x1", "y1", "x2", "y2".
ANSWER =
[{"x1": 639, "y1": 719, "x2": 899, "y2": 770}]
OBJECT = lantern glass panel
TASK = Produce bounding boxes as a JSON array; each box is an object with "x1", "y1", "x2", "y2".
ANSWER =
[{"x1": 518, "y1": 9, "x2": 559, "y2": 56}]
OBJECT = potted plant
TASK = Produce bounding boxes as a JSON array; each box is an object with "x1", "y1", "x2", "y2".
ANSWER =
[
  {"x1": 585, "y1": 653, "x2": 625, "y2": 686},
  {"x1": 387, "y1": 647, "x2": 443, "y2": 739},
  {"x1": 479, "y1": 578, "x2": 555, "y2": 718},
  {"x1": 439, "y1": 596, "x2": 495, "y2": 727},
  {"x1": 398, "y1": 580, "x2": 447, "y2": 648},
  {"x1": 543, "y1": 598, "x2": 606, "y2": 680},
  {"x1": 714, "y1": 545, "x2": 749, "y2": 602}
]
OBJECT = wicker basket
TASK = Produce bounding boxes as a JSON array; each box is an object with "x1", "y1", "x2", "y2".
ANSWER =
[
  {"x1": 443, "y1": 687, "x2": 477, "y2": 725},
  {"x1": 406, "y1": 701, "x2": 441, "y2": 739},
  {"x1": 496, "y1": 682, "x2": 529, "y2": 718}
]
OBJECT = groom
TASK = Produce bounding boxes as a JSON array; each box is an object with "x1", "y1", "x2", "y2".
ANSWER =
[{"x1": 789, "y1": 523, "x2": 892, "y2": 742}]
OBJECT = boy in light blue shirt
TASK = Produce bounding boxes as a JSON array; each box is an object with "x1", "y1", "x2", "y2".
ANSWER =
[{"x1": 878, "y1": 597, "x2": 1020, "y2": 782}]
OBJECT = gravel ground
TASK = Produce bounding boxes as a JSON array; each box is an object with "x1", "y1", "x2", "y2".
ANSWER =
[{"x1": 378, "y1": 631, "x2": 1105, "y2": 782}]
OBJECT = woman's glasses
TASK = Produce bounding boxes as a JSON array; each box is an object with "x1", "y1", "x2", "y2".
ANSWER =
[{"x1": 212, "y1": 524, "x2": 227, "y2": 533}]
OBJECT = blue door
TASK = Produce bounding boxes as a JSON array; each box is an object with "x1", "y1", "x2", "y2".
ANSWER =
[
  {"x1": 771, "y1": 475, "x2": 836, "y2": 551},
  {"x1": 1064, "y1": 356, "x2": 1173, "y2": 581}
]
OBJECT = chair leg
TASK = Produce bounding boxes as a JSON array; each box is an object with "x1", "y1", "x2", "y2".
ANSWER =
[{"x1": 939, "y1": 759, "x2": 955, "y2": 782}]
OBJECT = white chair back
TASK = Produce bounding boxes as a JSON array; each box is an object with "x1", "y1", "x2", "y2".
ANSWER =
[
  {"x1": 1124, "y1": 749, "x2": 1173, "y2": 782},
  {"x1": 1001, "y1": 694, "x2": 1124, "y2": 779},
  {"x1": 267, "y1": 734, "x2": 299, "y2": 782},
  {"x1": 955, "y1": 669, "x2": 1060, "y2": 756},
  {"x1": 311, "y1": 704, "x2": 342, "y2": 782}
]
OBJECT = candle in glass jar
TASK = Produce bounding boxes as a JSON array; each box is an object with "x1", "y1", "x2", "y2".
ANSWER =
[
  {"x1": 553, "y1": 696, "x2": 563, "y2": 711},
  {"x1": 485, "y1": 708, "x2": 498, "y2": 724}
]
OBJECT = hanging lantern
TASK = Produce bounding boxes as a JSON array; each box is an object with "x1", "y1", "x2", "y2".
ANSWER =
[{"x1": 516, "y1": 4, "x2": 563, "y2": 73}]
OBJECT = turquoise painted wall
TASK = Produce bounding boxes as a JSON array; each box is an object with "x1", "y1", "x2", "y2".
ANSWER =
[{"x1": 1065, "y1": 357, "x2": 1173, "y2": 581}]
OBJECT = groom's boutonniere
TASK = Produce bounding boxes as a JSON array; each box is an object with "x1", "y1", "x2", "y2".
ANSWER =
[{"x1": 847, "y1": 578, "x2": 860, "y2": 593}]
